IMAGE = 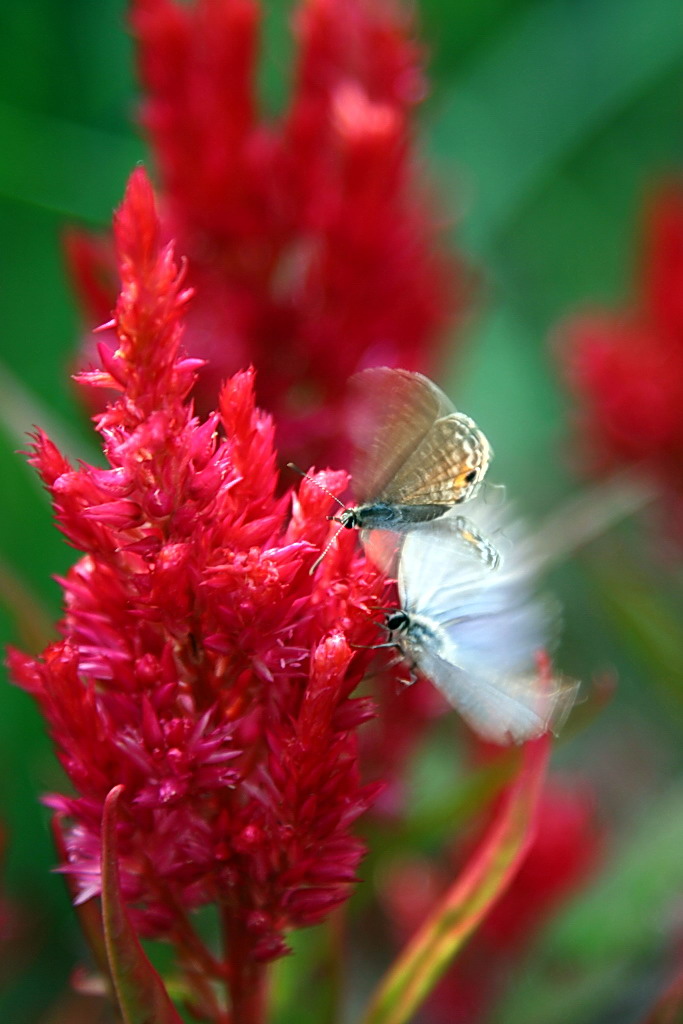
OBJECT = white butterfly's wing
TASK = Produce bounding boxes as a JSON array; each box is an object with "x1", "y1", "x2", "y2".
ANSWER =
[
  {"x1": 360, "y1": 528, "x2": 402, "y2": 576},
  {"x1": 365, "y1": 502, "x2": 502, "y2": 581},
  {"x1": 440, "y1": 594, "x2": 558, "y2": 679},
  {"x1": 397, "y1": 504, "x2": 577, "y2": 742},
  {"x1": 397, "y1": 505, "x2": 513, "y2": 622},
  {"x1": 413, "y1": 645, "x2": 576, "y2": 744}
]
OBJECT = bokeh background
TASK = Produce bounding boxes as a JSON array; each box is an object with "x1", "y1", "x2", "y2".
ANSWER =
[{"x1": 0, "y1": 0, "x2": 682, "y2": 1021}]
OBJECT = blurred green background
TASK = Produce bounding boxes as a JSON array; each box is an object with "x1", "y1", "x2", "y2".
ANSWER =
[{"x1": 0, "y1": 0, "x2": 682, "y2": 1021}]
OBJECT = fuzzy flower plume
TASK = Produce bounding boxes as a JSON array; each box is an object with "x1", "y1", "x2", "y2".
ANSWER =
[
  {"x1": 67, "y1": 0, "x2": 459, "y2": 467},
  {"x1": 559, "y1": 182, "x2": 683, "y2": 504},
  {"x1": 9, "y1": 169, "x2": 386, "y2": 974}
]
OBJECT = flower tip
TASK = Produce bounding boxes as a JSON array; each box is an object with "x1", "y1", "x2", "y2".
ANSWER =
[
  {"x1": 124, "y1": 165, "x2": 156, "y2": 207},
  {"x1": 114, "y1": 166, "x2": 160, "y2": 266},
  {"x1": 313, "y1": 631, "x2": 353, "y2": 677},
  {"x1": 93, "y1": 319, "x2": 116, "y2": 335},
  {"x1": 104, "y1": 783, "x2": 126, "y2": 813}
]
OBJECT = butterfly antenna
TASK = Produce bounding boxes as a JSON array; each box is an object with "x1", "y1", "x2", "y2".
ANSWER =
[
  {"x1": 286, "y1": 463, "x2": 347, "y2": 510},
  {"x1": 309, "y1": 521, "x2": 347, "y2": 575}
]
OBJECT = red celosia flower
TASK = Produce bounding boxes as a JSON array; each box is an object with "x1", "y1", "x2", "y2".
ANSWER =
[
  {"x1": 381, "y1": 778, "x2": 601, "y2": 1023},
  {"x1": 9, "y1": 170, "x2": 387, "y2": 1001},
  {"x1": 559, "y1": 182, "x2": 683, "y2": 500},
  {"x1": 68, "y1": 0, "x2": 460, "y2": 468}
]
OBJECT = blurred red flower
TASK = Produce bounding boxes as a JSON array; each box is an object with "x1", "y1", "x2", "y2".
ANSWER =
[
  {"x1": 560, "y1": 182, "x2": 683, "y2": 500},
  {"x1": 9, "y1": 171, "x2": 387, "y2": 1009},
  {"x1": 68, "y1": 0, "x2": 462, "y2": 468}
]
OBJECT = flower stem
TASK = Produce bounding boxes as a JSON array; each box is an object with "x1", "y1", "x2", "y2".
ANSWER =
[{"x1": 221, "y1": 903, "x2": 267, "y2": 1024}]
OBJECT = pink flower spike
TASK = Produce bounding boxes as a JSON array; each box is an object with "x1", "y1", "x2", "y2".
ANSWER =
[{"x1": 10, "y1": 168, "x2": 388, "y2": 1013}]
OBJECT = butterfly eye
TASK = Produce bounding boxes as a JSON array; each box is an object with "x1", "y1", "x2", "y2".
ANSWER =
[
  {"x1": 386, "y1": 611, "x2": 409, "y2": 631},
  {"x1": 464, "y1": 469, "x2": 478, "y2": 484}
]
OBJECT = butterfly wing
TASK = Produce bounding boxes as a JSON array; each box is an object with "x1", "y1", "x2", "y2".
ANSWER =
[
  {"x1": 379, "y1": 413, "x2": 492, "y2": 507},
  {"x1": 397, "y1": 506, "x2": 510, "y2": 622},
  {"x1": 366, "y1": 511, "x2": 500, "y2": 575},
  {"x1": 361, "y1": 527, "x2": 403, "y2": 576},
  {"x1": 348, "y1": 368, "x2": 455, "y2": 503},
  {"x1": 411, "y1": 645, "x2": 576, "y2": 744},
  {"x1": 397, "y1": 508, "x2": 577, "y2": 742}
]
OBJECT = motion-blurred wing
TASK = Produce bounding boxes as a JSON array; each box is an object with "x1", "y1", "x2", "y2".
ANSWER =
[
  {"x1": 396, "y1": 505, "x2": 576, "y2": 738},
  {"x1": 348, "y1": 368, "x2": 453, "y2": 503},
  {"x1": 415, "y1": 646, "x2": 577, "y2": 745},
  {"x1": 362, "y1": 507, "x2": 500, "y2": 577},
  {"x1": 397, "y1": 508, "x2": 510, "y2": 623},
  {"x1": 361, "y1": 528, "x2": 402, "y2": 576},
  {"x1": 440, "y1": 594, "x2": 558, "y2": 679}
]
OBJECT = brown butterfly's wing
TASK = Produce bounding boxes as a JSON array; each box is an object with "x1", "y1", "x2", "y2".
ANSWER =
[
  {"x1": 378, "y1": 413, "x2": 492, "y2": 506},
  {"x1": 348, "y1": 368, "x2": 454, "y2": 502}
]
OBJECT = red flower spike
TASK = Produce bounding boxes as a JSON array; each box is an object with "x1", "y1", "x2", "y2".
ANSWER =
[
  {"x1": 9, "y1": 170, "x2": 388, "y2": 1014},
  {"x1": 559, "y1": 181, "x2": 683, "y2": 506},
  {"x1": 69, "y1": 0, "x2": 462, "y2": 468}
]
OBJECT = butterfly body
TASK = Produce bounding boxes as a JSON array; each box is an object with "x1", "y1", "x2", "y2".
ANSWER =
[
  {"x1": 336, "y1": 502, "x2": 452, "y2": 531},
  {"x1": 386, "y1": 610, "x2": 450, "y2": 664}
]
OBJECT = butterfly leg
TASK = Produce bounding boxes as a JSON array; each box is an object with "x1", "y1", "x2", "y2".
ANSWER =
[
  {"x1": 350, "y1": 641, "x2": 398, "y2": 651},
  {"x1": 351, "y1": 640, "x2": 414, "y2": 683},
  {"x1": 449, "y1": 515, "x2": 500, "y2": 570},
  {"x1": 385, "y1": 652, "x2": 419, "y2": 687},
  {"x1": 396, "y1": 670, "x2": 419, "y2": 686}
]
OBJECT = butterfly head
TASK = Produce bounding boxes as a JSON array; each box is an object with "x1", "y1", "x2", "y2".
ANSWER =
[
  {"x1": 328, "y1": 507, "x2": 361, "y2": 529},
  {"x1": 385, "y1": 609, "x2": 411, "y2": 633}
]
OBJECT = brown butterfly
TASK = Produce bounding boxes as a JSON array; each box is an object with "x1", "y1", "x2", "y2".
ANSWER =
[
  {"x1": 294, "y1": 368, "x2": 498, "y2": 572},
  {"x1": 341, "y1": 366, "x2": 492, "y2": 530}
]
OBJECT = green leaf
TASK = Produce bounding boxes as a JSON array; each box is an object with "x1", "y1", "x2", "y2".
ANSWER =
[
  {"x1": 0, "y1": 554, "x2": 55, "y2": 653},
  {"x1": 359, "y1": 735, "x2": 550, "y2": 1024},
  {"x1": 101, "y1": 786, "x2": 184, "y2": 1024},
  {"x1": 417, "y1": 0, "x2": 529, "y2": 93},
  {"x1": 0, "y1": 358, "x2": 100, "y2": 465}
]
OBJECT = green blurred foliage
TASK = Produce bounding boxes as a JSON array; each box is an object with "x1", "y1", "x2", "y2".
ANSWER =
[{"x1": 0, "y1": 0, "x2": 681, "y2": 1020}]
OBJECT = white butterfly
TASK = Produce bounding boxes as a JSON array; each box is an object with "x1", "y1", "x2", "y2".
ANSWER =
[{"x1": 377, "y1": 505, "x2": 578, "y2": 745}]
